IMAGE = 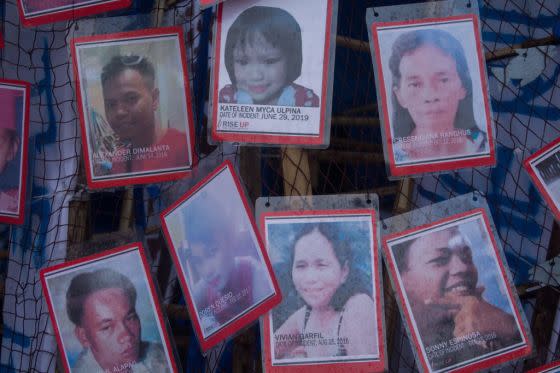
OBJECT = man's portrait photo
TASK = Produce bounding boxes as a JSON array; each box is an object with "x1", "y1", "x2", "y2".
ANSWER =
[
  {"x1": 371, "y1": 15, "x2": 495, "y2": 176},
  {"x1": 385, "y1": 211, "x2": 529, "y2": 371},
  {"x1": 72, "y1": 27, "x2": 195, "y2": 188},
  {"x1": 161, "y1": 161, "x2": 280, "y2": 350},
  {"x1": 0, "y1": 81, "x2": 28, "y2": 225},
  {"x1": 212, "y1": 0, "x2": 334, "y2": 144},
  {"x1": 262, "y1": 211, "x2": 385, "y2": 371},
  {"x1": 41, "y1": 245, "x2": 177, "y2": 373},
  {"x1": 18, "y1": 0, "x2": 131, "y2": 26}
]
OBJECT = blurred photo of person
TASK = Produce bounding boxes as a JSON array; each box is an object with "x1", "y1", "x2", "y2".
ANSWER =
[
  {"x1": 92, "y1": 54, "x2": 189, "y2": 176},
  {"x1": 66, "y1": 268, "x2": 169, "y2": 373},
  {"x1": 392, "y1": 225, "x2": 522, "y2": 370},
  {"x1": 176, "y1": 194, "x2": 274, "y2": 336},
  {"x1": 219, "y1": 6, "x2": 319, "y2": 107},
  {"x1": 388, "y1": 28, "x2": 488, "y2": 163},
  {"x1": 272, "y1": 223, "x2": 378, "y2": 360},
  {"x1": 0, "y1": 88, "x2": 23, "y2": 215}
]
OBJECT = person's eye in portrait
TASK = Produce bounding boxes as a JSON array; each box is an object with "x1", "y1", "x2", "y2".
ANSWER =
[
  {"x1": 273, "y1": 223, "x2": 378, "y2": 361},
  {"x1": 219, "y1": 6, "x2": 319, "y2": 108},
  {"x1": 393, "y1": 224, "x2": 523, "y2": 370},
  {"x1": 388, "y1": 28, "x2": 488, "y2": 162}
]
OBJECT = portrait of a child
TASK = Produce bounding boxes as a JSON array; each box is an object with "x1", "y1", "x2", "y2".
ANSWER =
[{"x1": 219, "y1": 6, "x2": 319, "y2": 108}]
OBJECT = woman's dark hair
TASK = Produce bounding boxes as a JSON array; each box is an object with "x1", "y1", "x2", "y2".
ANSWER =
[
  {"x1": 289, "y1": 223, "x2": 370, "y2": 311},
  {"x1": 389, "y1": 28, "x2": 477, "y2": 138},
  {"x1": 224, "y1": 6, "x2": 302, "y2": 86}
]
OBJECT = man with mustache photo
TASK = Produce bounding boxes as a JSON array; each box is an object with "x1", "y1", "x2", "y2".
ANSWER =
[
  {"x1": 66, "y1": 268, "x2": 168, "y2": 372},
  {"x1": 393, "y1": 225, "x2": 522, "y2": 370}
]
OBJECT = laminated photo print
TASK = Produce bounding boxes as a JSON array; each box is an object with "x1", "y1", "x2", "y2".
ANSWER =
[
  {"x1": 261, "y1": 210, "x2": 385, "y2": 372},
  {"x1": 72, "y1": 27, "x2": 196, "y2": 189},
  {"x1": 0, "y1": 80, "x2": 30, "y2": 225},
  {"x1": 369, "y1": 13, "x2": 495, "y2": 178},
  {"x1": 40, "y1": 243, "x2": 179, "y2": 373},
  {"x1": 210, "y1": 0, "x2": 337, "y2": 146},
  {"x1": 160, "y1": 160, "x2": 281, "y2": 351},
  {"x1": 524, "y1": 137, "x2": 560, "y2": 222},
  {"x1": 17, "y1": 0, "x2": 131, "y2": 27},
  {"x1": 383, "y1": 209, "x2": 531, "y2": 372}
]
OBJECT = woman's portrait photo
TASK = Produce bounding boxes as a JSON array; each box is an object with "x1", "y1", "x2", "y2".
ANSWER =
[
  {"x1": 161, "y1": 161, "x2": 280, "y2": 350},
  {"x1": 371, "y1": 15, "x2": 495, "y2": 176},
  {"x1": 18, "y1": 0, "x2": 131, "y2": 26},
  {"x1": 72, "y1": 27, "x2": 195, "y2": 189},
  {"x1": 0, "y1": 80, "x2": 29, "y2": 225},
  {"x1": 525, "y1": 138, "x2": 560, "y2": 222},
  {"x1": 212, "y1": 0, "x2": 334, "y2": 144},
  {"x1": 40, "y1": 244, "x2": 178, "y2": 373},
  {"x1": 263, "y1": 212, "x2": 384, "y2": 371},
  {"x1": 384, "y1": 211, "x2": 530, "y2": 372}
]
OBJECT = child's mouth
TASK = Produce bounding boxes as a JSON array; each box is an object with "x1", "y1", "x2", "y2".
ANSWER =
[{"x1": 248, "y1": 84, "x2": 269, "y2": 94}]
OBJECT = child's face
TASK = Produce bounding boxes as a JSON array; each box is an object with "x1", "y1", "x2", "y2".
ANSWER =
[
  {"x1": 0, "y1": 129, "x2": 18, "y2": 174},
  {"x1": 233, "y1": 32, "x2": 288, "y2": 105},
  {"x1": 189, "y1": 241, "x2": 234, "y2": 293},
  {"x1": 393, "y1": 44, "x2": 467, "y2": 133}
]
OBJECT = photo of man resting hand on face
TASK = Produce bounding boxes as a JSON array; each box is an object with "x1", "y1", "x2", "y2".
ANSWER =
[{"x1": 390, "y1": 219, "x2": 526, "y2": 371}]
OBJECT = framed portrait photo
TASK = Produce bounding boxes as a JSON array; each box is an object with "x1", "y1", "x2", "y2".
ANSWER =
[
  {"x1": 370, "y1": 14, "x2": 496, "y2": 178},
  {"x1": 0, "y1": 79, "x2": 30, "y2": 225},
  {"x1": 71, "y1": 27, "x2": 196, "y2": 189},
  {"x1": 524, "y1": 137, "x2": 560, "y2": 222},
  {"x1": 261, "y1": 209, "x2": 386, "y2": 372},
  {"x1": 40, "y1": 243, "x2": 179, "y2": 373},
  {"x1": 382, "y1": 209, "x2": 531, "y2": 372},
  {"x1": 17, "y1": 0, "x2": 131, "y2": 27},
  {"x1": 210, "y1": 0, "x2": 337, "y2": 146},
  {"x1": 160, "y1": 160, "x2": 281, "y2": 351}
]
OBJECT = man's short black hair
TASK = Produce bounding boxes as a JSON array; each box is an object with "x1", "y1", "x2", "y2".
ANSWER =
[
  {"x1": 66, "y1": 268, "x2": 137, "y2": 326},
  {"x1": 101, "y1": 55, "x2": 156, "y2": 89}
]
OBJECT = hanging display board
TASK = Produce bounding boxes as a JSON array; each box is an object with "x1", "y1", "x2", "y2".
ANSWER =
[
  {"x1": 524, "y1": 136, "x2": 560, "y2": 222},
  {"x1": 40, "y1": 243, "x2": 179, "y2": 373},
  {"x1": 0, "y1": 79, "x2": 30, "y2": 225},
  {"x1": 160, "y1": 160, "x2": 281, "y2": 351},
  {"x1": 71, "y1": 26, "x2": 196, "y2": 189},
  {"x1": 366, "y1": 0, "x2": 496, "y2": 179},
  {"x1": 260, "y1": 208, "x2": 386, "y2": 372},
  {"x1": 209, "y1": 0, "x2": 337, "y2": 147},
  {"x1": 17, "y1": 0, "x2": 132, "y2": 27},
  {"x1": 381, "y1": 193, "x2": 532, "y2": 372}
]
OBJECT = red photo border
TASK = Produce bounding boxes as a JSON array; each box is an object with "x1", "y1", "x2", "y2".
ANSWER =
[
  {"x1": 259, "y1": 209, "x2": 386, "y2": 373},
  {"x1": 382, "y1": 209, "x2": 532, "y2": 372},
  {"x1": 17, "y1": 0, "x2": 131, "y2": 27},
  {"x1": 210, "y1": 1, "x2": 333, "y2": 146},
  {"x1": 39, "y1": 242, "x2": 179, "y2": 373},
  {"x1": 71, "y1": 26, "x2": 197, "y2": 189},
  {"x1": 0, "y1": 79, "x2": 30, "y2": 225},
  {"x1": 527, "y1": 361, "x2": 560, "y2": 373},
  {"x1": 199, "y1": 0, "x2": 226, "y2": 9},
  {"x1": 370, "y1": 14, "x2": 496, "y2": 177},
  {"x1": 523, "y1": 137, "x2": 560, "y2": 222},
  {"x1": 160, "y1": 160, "x2": 282, "y2": 351}
]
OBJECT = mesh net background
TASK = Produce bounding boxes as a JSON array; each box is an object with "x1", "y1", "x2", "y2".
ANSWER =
[{"x1": 1, "y1": 0, "x2": 559, "y2": 372}]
